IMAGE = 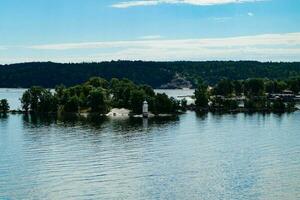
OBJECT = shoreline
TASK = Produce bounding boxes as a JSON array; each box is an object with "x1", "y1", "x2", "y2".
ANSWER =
[{"x1": 4, "y1": 107, "x2": 299, "y2": 116}]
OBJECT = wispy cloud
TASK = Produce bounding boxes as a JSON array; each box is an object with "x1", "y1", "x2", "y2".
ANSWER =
[
  {"x1": 12, "y1": 32, "x2": 296, "y2": 62},
  {"x1": 247, "y1": 12, "x2": 254, "y2": 16},
  {"x1": 139, "y1": 35, "x2": 163, "y2": 40},
  {"x1": 211, "y1": 16, "x2": 233, "y2": 22},
  {"x1": 28, "y1": 33, "x2": 300, "y2": 50},
  {"x1": 111, "y1": 0, "x2": 264, "y2": 8}
]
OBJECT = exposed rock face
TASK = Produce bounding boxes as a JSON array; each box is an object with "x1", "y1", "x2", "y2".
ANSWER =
[{"x1": 160, "y1": 74, "x2": 193, "y2": 89}]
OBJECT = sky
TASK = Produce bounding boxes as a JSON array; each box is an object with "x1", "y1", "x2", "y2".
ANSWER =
[{"x1": 0, "y1": 0, "x2": 300, "y2": 64}]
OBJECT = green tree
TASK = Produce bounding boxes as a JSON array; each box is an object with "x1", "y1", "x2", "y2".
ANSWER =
[
  {"x1": 180, "y1": 99, "x2": 188, "y2": 111},
  {"x1": 154, "y1": 93, "x2": 174, "y2": 114},
  {"x1": 21, "y1": 90, "x2": 31, "y2": 112},
  {"x1": 233, "y1": 80, "x2": 243, "y2": 96},
  {"x1": 21, "y1": 87, "x2": 57, "y2": 113},
  {"x1": 64, "y1": 96, "x2": 80, "y2": 113},
  {"x1": 287, "y1": 77, "x2": 300, "y2": 94},
  {"x1": 29, "y1": 86, "x2": 43, "y2": 112},
  {"x1": 0, "y1": 99, "x2": 10, "y2": 113},
  {"x1": 272, "y1": 98, "x2": 285, "y2": 112},
  {"x1": 195, "y1": 80, "x2": 208, "y2": 110},
  {"x1": 129, "y1": 89, "x2": 146, "y2": 114},
  {"x1": 245, "y1": 96, "x2": 267, "y2": 111},
  {"x1": 86, "y1": 77, "x2": 109, "y2": 89},
  {"x1": 214, "y1": 79, "x2": 234, "y2": 97},
  {"x1": 275, "y1": 80, "x2": 287, "y2": 92},
  {"x1": 244, "y1": 79, "x2": 265, "y2": 96},
  {"x1": 38, "y1": 90, "x2": 58, "y2": 113},
  {"x1": 265, "y1": 80, "x2": 275, "y2": 94},
  {"x1": 87, "y1": 89, "x2": 109, "y2": 113},
  {"x1": 110, "y1": 78, "x2": 136, "y2": 108},
  {"x1": 54, "y1": 84, "x2": 66, "y2": 104},
  {"x1": 139, "y1": 85, "x2": 155, "y2": 97}
]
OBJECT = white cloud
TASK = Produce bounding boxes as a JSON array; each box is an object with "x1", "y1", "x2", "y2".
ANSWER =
[
  {"x1": 247, "y1": 12, "x2": 254, "y2": 16},
  {"x1": 17, "y1": 32, "x2": 299, "y2": 62},
  {"x1": 111, "y1": 0, "x2": 264, "y2": 8},
  {"x1": 139, "y1": 35, "x2": 163, "y2": 39},
  {"x1": 211, "y1": 16, "x2": 233, "y2": 22},
  {"x1": 29, "y1": 33, "x2": 300, "y2": 50},
  {"x1": 112, "y1": 0, "x2": 160, "y2": 8}
]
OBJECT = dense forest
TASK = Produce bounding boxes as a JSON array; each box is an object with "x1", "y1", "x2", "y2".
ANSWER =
[{"x1": 1, "y1": 61, "x2": 300, "y2": 88}]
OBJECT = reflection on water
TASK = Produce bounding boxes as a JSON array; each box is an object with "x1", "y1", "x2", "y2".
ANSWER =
[{"x1": 1, "y1": 112, "x2": 300, "y2": 200}]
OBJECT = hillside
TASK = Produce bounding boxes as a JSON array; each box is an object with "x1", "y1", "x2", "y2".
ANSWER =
[{"x1": 1, "y1": 61, "x2": 300, "y2": 88}]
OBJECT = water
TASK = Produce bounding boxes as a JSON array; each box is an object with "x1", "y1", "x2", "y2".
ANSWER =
[
  {"x1": 0, "y1": 88, "x2": 27, "y2": 110},
  {"x1": 1, "y1": 90, "x2": 300, "y2": 199}
]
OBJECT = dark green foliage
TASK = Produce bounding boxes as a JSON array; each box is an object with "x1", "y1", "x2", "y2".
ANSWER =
[
  {"x1": 21, "y1": 90, "x2": 31, "y2": 112},
  {"x1": 1, "y1": 61, "x2": 300, "y2": 88},
  {"x1": 271, "y1": 99, "x2": 286, "y2": 112},
  {"x1": 139, "y1": 85, "x2": 155, "y2": 97},
  {"x1": 88, "y1": 88, "x2": 109, "y2": 113},
  {"x1": 21, "y1": 86, "x2": 58, "y2": 113},
  {"x1": 108, "y1": 78, "x2": 159, "y2": 114},
  {"x1": 244, "y1": 79, "x2": 265, "y2": 96},
  {"x1": 86, "y1": 77, "x2": 109, "y2": 89},
  {"x1": 170, "y1": 97, "x2": 181, "y2": 112},
  {"x1": 64, "y1": 96, "x2": 80, "y2": 113},
  {"x1": 19, "y1": 76, "x2": 182, "y2": 114},
  {"x1": 211, "y1": 97, "x2": 238, "y2": 111},
  {"x1": 196, "y1": 78, "x2": 298, "y2": 113},
  {"x1": 153, "y1": 93, "x2": 177, "y2": 114},
  {"x1": 0, "y1": 99, "x2": 10, "y2": 113},
  {"x1": 233, "y1": 80, "x2": 243, "y2": 96},
  {"x1": 195, "y1": 80, "x2": 208, "y2": 109},
  {"x1": 245, "y1": 97, "x2": 267, "y2": 111},
  {"x1": 180, "y1": 99, "x2": 188, "y2": 111},
  {"x1": 110, "y1": 78, "x2": 136, "y2": 108},
  {"x1": 129, "y1": 89, "x2": 146, "y2": 114},
  {"x1": 39, "y1": 90, "x2": 58, "y2": 113},
  {"x1": 265, "y1": 80, "x2": 287, "y2": 93},
  {"x1": 287, "y1": 77, "x2": 300, "y2": 94},
  {"x1": 0, "y1": 61, "x2": 174, "y2": 88},
  {"x1": 214, "y1": 79, "x2": 234, "y2": 97},
  {"x1": 286, "y1": 102, "x2": 296, "y2": 111}
]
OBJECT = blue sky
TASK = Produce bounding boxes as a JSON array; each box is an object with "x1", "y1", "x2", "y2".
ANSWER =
[{"x1": 0, "y1": 0, "x2": 300, "y2": 63}]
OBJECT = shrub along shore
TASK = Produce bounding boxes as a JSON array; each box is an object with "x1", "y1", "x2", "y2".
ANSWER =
[
  {"x1": 194, "y1": 78, "x2": 300, "y2": 113},
  {"x1": 1, "y1": 76, "x2": 300, "y2": 116}
]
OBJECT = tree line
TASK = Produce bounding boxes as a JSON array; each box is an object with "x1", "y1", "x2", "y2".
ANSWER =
[
  {"x1": 0, "y1": 99, "x2": 9, "y2": 114},
  {"x1": 20, "y1": 77, "x2": 185, "y2": 115},
  {"x1": 1, "y1": 76, "x2": 299, "y2": 115},
  {"x1": 195, "y1": 77, "x2": 300, "y2": 113},
  {"x1": 1, "y1": 61, "x2": 300, "y2": 88}
]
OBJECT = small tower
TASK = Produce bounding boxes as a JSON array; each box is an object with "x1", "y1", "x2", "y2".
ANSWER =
[{"x1": 143, "y1": 100, "x2": 148, "y2": 118}]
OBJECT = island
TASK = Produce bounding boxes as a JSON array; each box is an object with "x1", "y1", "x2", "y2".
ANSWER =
[{"x1": 1, "y1": 76, "x2": 300, "y2": 116}]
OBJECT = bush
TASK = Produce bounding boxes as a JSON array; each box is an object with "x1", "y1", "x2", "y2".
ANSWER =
[
  {"x1": 88, "y1": 88, "x2": 109, "y2": 114},
  {"x1": 195, "y1": 81, "x2": 208, "y2": 110},
  {"x1": 271, "y1": 99, "x2": 286, "y2": 112},
  {"x1": 64, "y1": 96, "x2": 80, "y2": 113},
  {"x1": 0, "y1": 99, "x2": 10, "y2": 113}
]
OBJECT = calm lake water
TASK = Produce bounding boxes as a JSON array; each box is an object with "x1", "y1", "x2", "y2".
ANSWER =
[{"x1": 1, "y1": 89, "x2": 300, "y2": 199}]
